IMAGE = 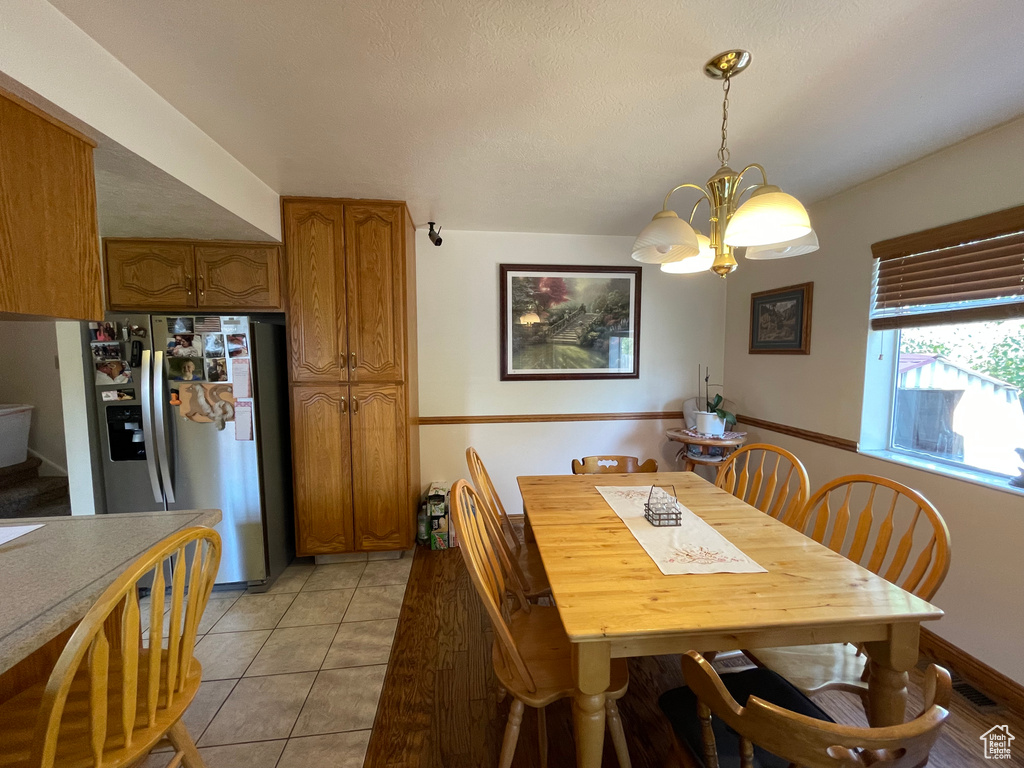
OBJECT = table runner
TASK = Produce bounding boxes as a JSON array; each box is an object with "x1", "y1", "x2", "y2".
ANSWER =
[{"x1": 596, "y1": 486, "x2": 766, "y2": 575}]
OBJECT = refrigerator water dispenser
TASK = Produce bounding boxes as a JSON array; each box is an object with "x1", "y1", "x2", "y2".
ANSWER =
[{"x1": 106, "y1": 405, "x2": 147, "y2": 461}]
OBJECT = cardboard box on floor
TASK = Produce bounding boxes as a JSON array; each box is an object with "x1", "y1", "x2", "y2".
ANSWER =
[{"x1": 426, "y1": 482, "x2": 457, "y2": 549}]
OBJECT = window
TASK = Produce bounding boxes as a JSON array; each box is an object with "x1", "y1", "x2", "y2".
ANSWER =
[
  {"x1": 869, "y1": 205, "x2": 1024, "y2": 489},
  {"x1": 893, "y1": 319, "x2": 1024, "y2": 478}
]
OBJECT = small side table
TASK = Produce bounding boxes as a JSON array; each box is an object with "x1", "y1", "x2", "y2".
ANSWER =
[{"x1": 665, "y1": 428, "x2": 748, "y2": 472}]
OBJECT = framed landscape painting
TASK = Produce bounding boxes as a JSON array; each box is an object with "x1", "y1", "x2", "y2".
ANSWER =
[
  {"x1": 749, "y1": 282, "x2": 813, "y2": 354},
  {"x1": 500, "y1": 264, "x2": 641, "y2": 381}
]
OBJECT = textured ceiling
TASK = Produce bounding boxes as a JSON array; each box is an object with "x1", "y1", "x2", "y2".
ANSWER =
[{"x1": 48, "y1": 0, "x2": 1024, "y2": 236}]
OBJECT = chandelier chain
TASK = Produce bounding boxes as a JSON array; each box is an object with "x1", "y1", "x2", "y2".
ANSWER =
[{"x1": 718, "y1": 74, "x2": 731, "y2": 166}]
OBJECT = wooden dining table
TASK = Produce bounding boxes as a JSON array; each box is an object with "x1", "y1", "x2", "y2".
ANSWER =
[{"x1": 517, "y1": 471, "x2": 943, "y2": 768}]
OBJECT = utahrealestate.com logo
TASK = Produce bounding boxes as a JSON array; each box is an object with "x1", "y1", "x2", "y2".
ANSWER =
[{"x1": 981, "y1": 725, "x2": 1015, "y2": 760}]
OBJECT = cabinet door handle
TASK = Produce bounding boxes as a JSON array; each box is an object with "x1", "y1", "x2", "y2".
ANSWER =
[
  {"x1": 351, "y1": 397, "x2": 359, "y2": 414},
  {"x1": 340, "y1": 396, "x2": 347, "y2": 414},
  {"x1": 350, "y1": 352, "x2": 357, "y2": 370},
  {"x1": 198, "y1": 274, "x2": 206, "y2": 298},
  {"x1": 185, "y1": 275, "x2": 193, "y2": 296}
]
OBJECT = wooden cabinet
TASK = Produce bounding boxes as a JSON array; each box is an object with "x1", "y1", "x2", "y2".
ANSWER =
[
  {"x1": 284, "y1": 202, "x2": 348, "y2": 382},
  {"x1": 344, "y1": 205, "x2": 405, "y2": 382},
  {"x1": 0, "y1": 87, "x2": 101, "y2": 320},
  {"x1": 196, "y1": 244, "x2": 281, "y2": 309},
  {"x1": 106, "y1": 241, "x2": 194, "y2": 309},
  {"x1": 104, "y1": 239, "x2": 282, "y2": 312},
  {"x1": 290, "y1": 386, "x2": 354, "y2": 554},
  {"x1": 284, "y1": 198, "x2": 419, "y2": 555},
  {"x1": 350, "y1": 384, "x2": 409, "y2": 550}
]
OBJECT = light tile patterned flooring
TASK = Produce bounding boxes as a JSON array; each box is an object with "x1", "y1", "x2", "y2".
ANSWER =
[{"x1": 143, "y1": 551, "x2": 413, "y2": 768}]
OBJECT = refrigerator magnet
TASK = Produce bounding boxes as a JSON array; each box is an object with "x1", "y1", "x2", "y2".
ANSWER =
[{"x1": 178, "y1": 383, "x2": 235, "y2": 430}]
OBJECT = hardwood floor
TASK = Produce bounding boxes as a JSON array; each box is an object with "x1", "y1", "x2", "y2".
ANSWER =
[{"x1": 365, "y1": 548, "x2": 1024, "y2": 767}]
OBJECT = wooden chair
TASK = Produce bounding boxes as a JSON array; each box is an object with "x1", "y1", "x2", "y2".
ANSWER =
[
  {"x1": 571, "y1": 455, "x2": 658, "y2": 474},
  {"x1": 661, "y1": 651, "x2": 950, "y2": 768},
  {"x1": 715, "y1": 443, "x2": 810, "y2": 527},
  {"x1": 466, "y1": 447, "x2": 551, "y2": 602},
  {"x1": 450, "y1": 480, "x2": 632, "y2": 768},
  {"x1": 0, "y1": 526, "x2": 221, "y2": 768},
  {"x1": 750, "y1": 475, "x2": 951, "y2": 707}
]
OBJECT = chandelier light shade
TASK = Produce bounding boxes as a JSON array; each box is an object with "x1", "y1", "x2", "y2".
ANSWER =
[
  {"x1": 660, "y1": 234, "x2": 715, "y2": 273},
  {"x1": 745, "y1": 229, "x2": 820, "y2": 260},
  {"x1": 723, "y1": 186, "x2": 812, "y2": 247},
  {"x1": 630, "y1": 210, "x2": 700, "y2": 264},
  {"x1": 631, "y1": 50, "x2": 817, "y2": 277}
]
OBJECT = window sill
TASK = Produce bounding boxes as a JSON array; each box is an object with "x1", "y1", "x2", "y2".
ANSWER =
[{"x1": 858, "y1": 448, "x2": 1024, "y2": 498}]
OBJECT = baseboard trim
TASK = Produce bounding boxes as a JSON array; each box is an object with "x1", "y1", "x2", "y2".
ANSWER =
[
  {"x1": 736, "y1": 415, "x2": 859, "y2": 453},
  {"x1": 919, "y1": 627, "x2": 1024, "y2": 715},
  {"x1": 418, "y1": 410, "x2": 685, "y2": 426}
]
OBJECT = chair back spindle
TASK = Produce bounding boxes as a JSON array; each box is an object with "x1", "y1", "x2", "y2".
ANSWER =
[
  {"x1": 30, "y1": 527, "x2": 221, "y2": 768},
  {"x1": 797, "y1": 475, "x2": 950, "y2": 601},
  {"x1": 715, "y1": 444, "x2": 810, "y2": 527}
]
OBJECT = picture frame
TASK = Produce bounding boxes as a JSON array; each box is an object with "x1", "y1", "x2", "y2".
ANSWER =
[
  {"x1": 500, "y1": 264, "x2": 641, "y2": 381},
  {"x1": 749, "y1": 282, "x2": 813, "y2": 354}
]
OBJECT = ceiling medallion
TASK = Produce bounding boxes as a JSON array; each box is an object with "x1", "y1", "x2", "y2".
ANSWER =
[{"x1": 631, "y1": 50, "x2": 818, "y2": 277}]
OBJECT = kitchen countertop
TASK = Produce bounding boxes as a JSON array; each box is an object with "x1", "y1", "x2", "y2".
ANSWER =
[{"x1": 0, "y1": 510, "x2": 221, "y2": 675}]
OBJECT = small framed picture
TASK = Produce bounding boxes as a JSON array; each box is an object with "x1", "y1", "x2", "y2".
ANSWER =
[
  {"x1": 749, "y1": 282, "x2": 813, "y2": 354},
  {"x1": 168, "y1": 317, "x2": 194, "y2": 334},
  {"x1": 206, "y1": 357, "x2": 228, "y2": 382},
  {"x1": 500, "y1": 264, "x2": 642, "y2": 381},
  {"x1": 90, "y1": 342, "x2": 122, "y2": 361},
  {"x1": 101, "y1": 389, "x2": 135, "y2": 402},
  {"x1": 95, "y1": 360, "x2": 132, "y2": 385},
  {"x1": 167, "y1": 334, "x2": 203, "y2": 358},
  {"x1": 227, "y1": 334, "x2": 249, "y2": 358},
  {"x1": 204, "y1": 334, "x2": 225, "y2": 358},
  {"x1": 89, "y1": 321, "x2": 118, "y2": 342},
  {"x1": 167, "y1": 357, "x2": 203, "y2": 382}
]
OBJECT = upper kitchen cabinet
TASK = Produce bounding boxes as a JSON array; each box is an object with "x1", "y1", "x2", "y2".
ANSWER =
[
  {"x1": 105, "y1": 241, "x2": 194, "y2": 309},
  {"x1": 344, "y1": 204, "x2": 406, "y2": 382},
  {"x1": 195, "y1": 244, "x2": 281, "y2": 309},
  {"x1": 0, "y1": 88, "x2": 101, "y2": 320},
  {"x1": 104, "y1": 238, "x2": 282, "y2": 312},
  {"x1": 283, "y1": 201, "x2": 348, "y2": 382}
]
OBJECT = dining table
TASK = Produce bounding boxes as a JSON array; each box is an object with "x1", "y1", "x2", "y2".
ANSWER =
[{"x1": 517, "y1": 471, "x2": 943, "y2": 768}]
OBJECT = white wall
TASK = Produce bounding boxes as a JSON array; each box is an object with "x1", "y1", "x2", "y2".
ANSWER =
[
  {"x1": 723, "y1": 116, "x2": 1024, "y2": 684},
  {"x1": 416, "y1": 229, "x2": 726, "y2": 509},
  {"x1": 0, "y1": 321, "x2": 67, "y2": 474}
]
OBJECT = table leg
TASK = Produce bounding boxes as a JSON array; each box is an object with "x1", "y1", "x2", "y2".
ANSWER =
[
  {"x1": 572, "y1": 642, "x2": 610, "y2": 768},
  {"x1": 864, "y1": 622, "x2": 919, "y2": 726}
]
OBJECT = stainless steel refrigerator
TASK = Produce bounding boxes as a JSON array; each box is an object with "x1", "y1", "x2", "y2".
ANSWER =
[{"x1": 87, "y1": 313, "x2": 293, "y2": 586}]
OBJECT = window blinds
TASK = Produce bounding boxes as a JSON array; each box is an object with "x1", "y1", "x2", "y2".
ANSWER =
[{"x1": 870, "y1": 205, "x2": 1024, "y2": 330}]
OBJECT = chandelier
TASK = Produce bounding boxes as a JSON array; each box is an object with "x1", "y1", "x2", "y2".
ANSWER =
[{"x1": 631, "y1": 50, "x2": 818, "y2": 277}]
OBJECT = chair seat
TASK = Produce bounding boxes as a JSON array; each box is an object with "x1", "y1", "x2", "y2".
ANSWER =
[
  {"x1": 494, "y1": 605, "x2": 628, "y2": 708},
  {"x1": 0, "y1": 650, "x2": 201, "y2": 768},
  {"x1": 659, "y1": 667, "x2": 835, "y2": 768},
  {"x1": 746, "y1": 643, "x2": 867, "y2": 696}
]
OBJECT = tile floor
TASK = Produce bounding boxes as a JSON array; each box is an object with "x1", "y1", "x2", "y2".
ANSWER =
[{"x1": 143, "y1": 550, "x2": 413, "y2": 768}]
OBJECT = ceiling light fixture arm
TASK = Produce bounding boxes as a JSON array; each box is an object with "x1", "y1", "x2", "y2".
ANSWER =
[
  {"x1": 661, "y1": 183, "x2": 711, "y2": 213},
  {"x1": 687, "y1": 196, "x2": 709, "y2": 225}
]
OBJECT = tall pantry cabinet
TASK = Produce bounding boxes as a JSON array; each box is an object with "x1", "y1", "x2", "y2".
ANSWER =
[{"x1": 283, "y1": 198, "x2": 419, "y2": 555}]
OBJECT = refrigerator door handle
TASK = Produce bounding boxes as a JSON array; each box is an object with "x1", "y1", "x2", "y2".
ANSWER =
[
  {"x1": 138, "y1": 349, "x2": 163, "y2": 504},
  {"x1": 152, "y1": 350, "x2": 176, "y2": 503}
]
